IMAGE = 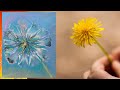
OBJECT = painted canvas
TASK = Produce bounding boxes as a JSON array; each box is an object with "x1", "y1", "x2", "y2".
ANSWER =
[
  {"x1": 0, "y1": 12, "x2": 2, "y2": 78},
  {"x1": 2, "y1": 12, "x2": 56, "y2": 78}
]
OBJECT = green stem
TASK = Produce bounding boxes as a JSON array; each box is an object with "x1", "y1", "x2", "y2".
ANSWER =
[
  {"x1": 36, "y1": 54, "x2": 53, "y2": 78},
  {"x1": 41, "y1": 61, "x2": 53, "y2": 78},
  {"x1": 92, "y1": 37, "x2": 112, "y2": 63}
]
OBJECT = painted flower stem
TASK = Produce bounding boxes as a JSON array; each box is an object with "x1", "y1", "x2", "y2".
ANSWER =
[
  {"x1": 41, "y1": 61, "x2": 53, "y2": 78},
  {"x1": 36, "y1": 54, "x2": 53, "y2": 78},
  {"x1": 92, "y1": 37, "x2": 112, "y2": 63}
]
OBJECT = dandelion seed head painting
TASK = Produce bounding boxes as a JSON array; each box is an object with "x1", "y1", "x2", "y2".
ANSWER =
[
  {"x1": 2, "y1": 12, "x2": 56, "y2": 78},
  {"x1": 0, "y1": 12, "x2": 2, "y2": 78}
]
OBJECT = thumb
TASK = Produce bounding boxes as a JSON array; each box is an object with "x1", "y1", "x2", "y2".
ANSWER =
[
  {"x1": 83, "y1": 70, "x2": 91, "y2": 79},
  {"x1": 112, "y1": 60, "x2": 120, "y2": 77}
]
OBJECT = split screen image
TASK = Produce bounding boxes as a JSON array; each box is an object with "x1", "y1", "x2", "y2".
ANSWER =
[{"x1": 1, "y1": 11, "x2": 119, "y2": 79}]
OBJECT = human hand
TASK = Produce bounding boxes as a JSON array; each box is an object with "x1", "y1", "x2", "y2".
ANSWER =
[{"x1": 83, "y1": 47, "x2": 120, "y2": 79}]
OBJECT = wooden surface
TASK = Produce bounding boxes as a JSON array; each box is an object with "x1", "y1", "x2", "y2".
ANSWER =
[{"x1": 56, "y1": 11, "x2": 120, "y2": 78}]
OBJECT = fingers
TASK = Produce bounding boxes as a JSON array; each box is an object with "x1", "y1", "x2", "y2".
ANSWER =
[
  {"x1": 83, "y1": 55, "x2": 119, "y2": 79},
  {"x1": 83, "y1": 47, "x2": 120, "y2": 79},
  {"x1": 87, "y1": 70, "x2": 118, "y2": 79},
  {"x1": 112, "y1": 60, "x2": 120, "y2": 77},
  {"x1": 111, "y1": 47, "x2": 120, "y2": 77},
  {"x1": 92, "y1": 55, "x2": 113, "y2": 71},
  {"x1": 112, "y1": 47, "x2": 120, "y2": 60}
]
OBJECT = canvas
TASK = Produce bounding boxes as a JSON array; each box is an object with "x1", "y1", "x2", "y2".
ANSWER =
[
  {"x1": 2, "y1": 12, "x2": 56, "y2": 78},
  {"x1": 0, "y1": 12, "x2": 2, "y2": 78}
]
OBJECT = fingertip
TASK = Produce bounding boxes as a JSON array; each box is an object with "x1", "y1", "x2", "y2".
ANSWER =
[
  {"x1": 112, "y1": 47, "x2": 120, "y2": 59},
  {"x1": 112, "y1": 60, "x2": 120, "y2": 77},
  {"x1": 83, "y1": 70, "x2": 91, "y2": 79},
  {"x1": 112, "y1": 60, "x2": 120, "y2": 67}
]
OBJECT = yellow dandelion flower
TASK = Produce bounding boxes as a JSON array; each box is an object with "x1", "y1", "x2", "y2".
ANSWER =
[
  {"x1": 70, "y1": 17, "x2": 104, "y2": 47},
  {"x1": 70, "y1": 17, "x2": 112, "y2": 63}
]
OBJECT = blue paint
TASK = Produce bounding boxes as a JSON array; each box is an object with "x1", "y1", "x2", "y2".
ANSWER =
[{"x1": 2, "y1": 12, "x2": 56, "y2": 78}]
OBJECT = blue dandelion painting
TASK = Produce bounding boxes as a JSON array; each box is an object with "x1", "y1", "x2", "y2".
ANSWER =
[{"x1": 2, "y1": 12, "x2": 56, "y2": 78}]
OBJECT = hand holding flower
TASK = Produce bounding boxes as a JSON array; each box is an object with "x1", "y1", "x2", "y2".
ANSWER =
[{"x1": 83, "y1": 47, "x2": 120, "y2": 79}]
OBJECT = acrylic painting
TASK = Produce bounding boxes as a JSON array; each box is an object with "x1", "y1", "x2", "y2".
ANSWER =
[
  {"x1": 2, "y1": 12, "x2": 56, "y2": 78},
  {"x1": 0, "y1": 12, "x2": 2, "y2": 78}
]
